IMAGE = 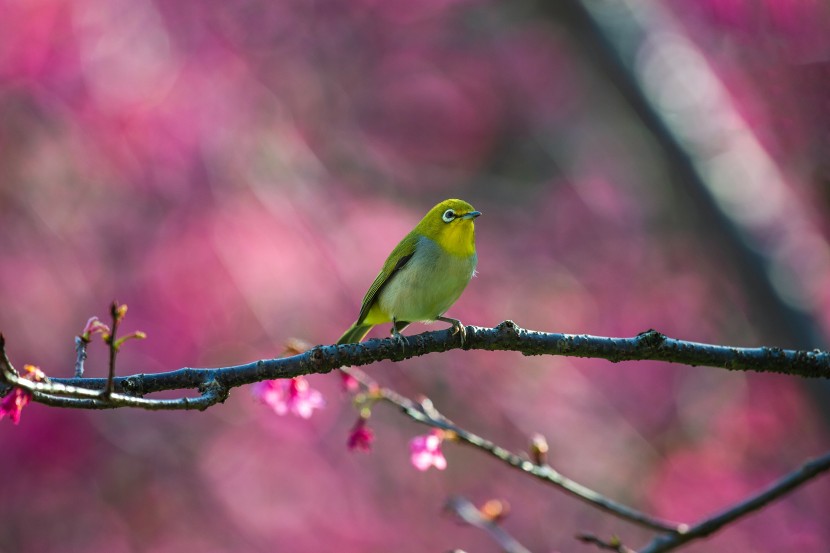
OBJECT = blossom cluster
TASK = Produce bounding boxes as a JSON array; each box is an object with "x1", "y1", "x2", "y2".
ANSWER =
[
  {"x1": 0, "y1": 365, "x2": 46, "y2": 425},
  {"x1": 253, "y1": 373, "x2": 448, "y2": 471}
]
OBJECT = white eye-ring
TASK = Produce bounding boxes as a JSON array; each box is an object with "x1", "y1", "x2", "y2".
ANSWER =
[{"x1": 442, "y1": 209, "x2": 456, "y2": 223}]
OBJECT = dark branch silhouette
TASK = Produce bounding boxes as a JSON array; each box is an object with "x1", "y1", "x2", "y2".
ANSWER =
[
  {"x1": 635, "y1": 450, "x2": 830, "y2": 553},
  {"x1": 348, "y1": 365, "x2": 830, "y2": 552},
  {"x1": 3, "y1": 321, "x2": 830, "y2": 553},
  {"x1": 342, "y1": 365, "x2": 681, "y2": 532},
  {"x1": 1, "y1": 321, "x2": 829, "y2": 412}
]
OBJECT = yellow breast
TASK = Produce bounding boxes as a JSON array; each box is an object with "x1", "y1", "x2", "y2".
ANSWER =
[
  {"x1": 369, "y1": 236, "x2": 477, "y2": 324},
  {"x1": 432, "y1": 218, "x2": 476, "y2": 258}
]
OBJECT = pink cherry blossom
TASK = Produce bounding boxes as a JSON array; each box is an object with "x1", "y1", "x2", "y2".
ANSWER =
[
  {"x1": 409, "y1": 430, "x2": 447, "y2": 471},
  {"x1": 347, "y1": 417, "x2": 374, "y2": 452},
  {"x1": 252, "y1": 376, "x2": 324, "y2": 419},
  {"x1": 0, "y1": 387, "x2": 32, "y2": 425},
  {"x1": 80, "y1": 316, "x2": 111, "y2": 342},
  {"x1": 340, "y1": 371, "x2": 360, "y2": 393},
  {"x1": 0, "y1": 364, "x2": 46, "y2": 425}
]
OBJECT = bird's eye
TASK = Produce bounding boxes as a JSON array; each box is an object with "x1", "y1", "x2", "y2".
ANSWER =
[{"x1": 442, "y1": 209, "x2": 456, "y2": 223}]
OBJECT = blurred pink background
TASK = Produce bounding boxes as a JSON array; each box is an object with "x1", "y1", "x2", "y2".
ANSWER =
[{"x1": 2, "y1": 0, "x2": 830, "y2": 551}]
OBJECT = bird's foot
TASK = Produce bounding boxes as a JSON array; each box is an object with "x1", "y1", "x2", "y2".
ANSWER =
[
  {"x1": 437, "y1": 316, "x2": 466, "y2": 346},
  {"x1": 390, "y1": 327, "x2": 407, "y2": 352}
]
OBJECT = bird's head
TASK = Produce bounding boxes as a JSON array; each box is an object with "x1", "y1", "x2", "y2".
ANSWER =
[{"x1": 415, "y1": 199, "x2": 481, "y2": 257}]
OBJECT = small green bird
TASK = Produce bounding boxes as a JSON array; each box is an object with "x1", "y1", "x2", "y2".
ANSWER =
[{"x1": 337, "y1": 198, "x2": 481, "y2": 346}]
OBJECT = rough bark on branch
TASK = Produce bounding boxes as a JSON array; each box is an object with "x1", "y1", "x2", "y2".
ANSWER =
[{"x1": 2, "y1": 321, "x2": 829, "y2": 411}]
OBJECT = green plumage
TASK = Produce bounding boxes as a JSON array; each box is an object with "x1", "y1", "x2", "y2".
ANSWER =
[
  {"x1": 336, "y1": 323, "x2": 375, "y2": 345},
  {"x1": 336, "y1": 199, "x2": 479, "y2": 345}
]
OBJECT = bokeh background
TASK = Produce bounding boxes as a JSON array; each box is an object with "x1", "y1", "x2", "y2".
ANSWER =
[{"x1": 2, "y1": 0, "x2": 830, "y2": 551}]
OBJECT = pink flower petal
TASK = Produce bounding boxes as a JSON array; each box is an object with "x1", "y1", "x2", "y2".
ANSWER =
[
  {"x1": 347, "y1": 418, "x2": 375, "y2": 452},
  {"x1": 432, "y1": 452, "x2": 447, "y2": 470},
  {"x1": 411, "y1": 450, "x2": 435, "y2": 471},
  {"x1": 252, "y1": 377, "x2": 324, "y2": 419},
  {"x1": 409, "y1": 431, "x2": 448, "y2": 471},
  {"x1": 0, "y1": 388, "x2": 32, "y2": 425}
]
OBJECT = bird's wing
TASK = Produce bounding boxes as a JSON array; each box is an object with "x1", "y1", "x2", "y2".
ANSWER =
[{"x1": 356, "y1": 233, "x2": 417, "y2": 325}]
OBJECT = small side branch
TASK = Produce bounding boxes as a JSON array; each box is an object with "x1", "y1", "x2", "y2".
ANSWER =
[
  {"x1": 103, "y1": 302, "x2": 121, "y2": 397},
  {"x1": 371, "y1": 383, "x2": 681, "y2": 533},
  {"x1": 2, "y1": 366, "x2": 229, "y2": 411},
  {"x1": 446, "y1": 496, "x2": 533, "y2": 553},
  {"x1": 0, "y1": 334, "x2": 16, "y2": 379},
  {"x1": 74, "y1": 337, "x2": 88, "y2": 378},
  {"x1": 637, "y1": 450, "x2": 830, "y2": 553},
  {"x1": 577, "y1": 533, "x2": 636, "y2": 553}
]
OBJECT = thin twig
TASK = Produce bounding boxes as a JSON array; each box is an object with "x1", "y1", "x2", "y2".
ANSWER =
[
  {"x1": 0, "y1": 333, "x2": 17, "y2": 378},
  {"x1": 74, "y1": 337, "x2": 87, "y2": 378},
  {"x1": 636, "y1": 450, "x2": 830, "y2": 553},
  {"x1": 103, "y1": 301, "x2": 121, "y2": 398},
  {"x1": 1, "y1": 365, "x2": 229, "y2": 411},
  {"x1": 446, "y1": 496, "x2": 533, "y2": 553},
  {"x1": 342, "y1": 368, "x2": 679, "y2": 532},
  {"x1": 33, "y1": 382, "x2": 229, "y2": 411},
  {"x1": 576, "y1": 533, "x2": 636, "y2": 553},
  {"x1": 341, "y1": 368, "x2": 679, "y2": 533},
  {"x1": 372, "y1": 385, "x2": 681, "y2": 533},
  {"x1": 349, "y1": 361, "x2": 830, "y2": 548},
  {"x1": 0, "y1": 333, "x2": 15, "y2": 396},
  {"x1": 2, "y1": 322, "x2": 829, "y2": 411}
]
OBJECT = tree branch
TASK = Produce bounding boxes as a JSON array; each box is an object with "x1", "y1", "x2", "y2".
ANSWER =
[
  {"x1": 577, "y1": 533, "x2": 636, "y2": 553},
  {"x1": 446, "y1": 496, "x2": 533, "y2": 553},
  {"x1": 379, "y1": 357, "x2": 830, "y2": 552},
  {"x1": 636, "y1": 450, "x2": 830, "y2": 553},
  {"x1": 2, "y1": 321, "x2": 829, "y2": 412},
  {"x1": 74, "y1": 336, "x2": 88, "y2": 378},
  {"x1": 367, "y1": 380, "x2": 682, "y2": 533},
  {"x1": 3, "y1": 323, "x2": 829, "y2": 550}
]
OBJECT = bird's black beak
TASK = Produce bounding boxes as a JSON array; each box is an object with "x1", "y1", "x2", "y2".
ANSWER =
[{"x1": 462, "y1": 211, "x2": 482, "y2": 220}]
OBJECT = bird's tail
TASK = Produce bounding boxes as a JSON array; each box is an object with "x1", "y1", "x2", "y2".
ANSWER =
[{"x1": 336, "y1": 323, "x2": 374, "y2": 345}]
